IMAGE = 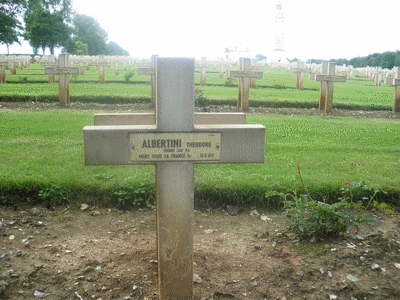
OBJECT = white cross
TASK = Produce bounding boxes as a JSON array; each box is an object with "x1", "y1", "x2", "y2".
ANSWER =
[
  {"x1": 228, "y1": 57, "x2": 263, "y2": 111},
  {"x1": 83, "y1": 57, "x2": 265, "y2": 299},
  {"x1": 316, "y1": 62, "x2": 346, "y2": 113},
  {"x1": 45, "y1": 54, "x2": 80, "y2": 107}
]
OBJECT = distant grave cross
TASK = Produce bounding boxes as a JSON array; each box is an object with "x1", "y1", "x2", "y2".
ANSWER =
[
  {"x1": 197, "y1": 57, "x2": 208, "y2": 86},
  {"x1": 292, "y1": 60, "x2": 311, "y2": 90},
  {"x1": 316, "y1": 62, "x2": 346, "y2": 113},
  {"x1": 228, "y1": 57, "x2": 263, "y2": 111},
  {"x1": 45, "y1": 53, "x2": 79, "y2": 107},
  {"x1": 0, "y1": 55, "x2": 8, "y2": 83},
  {"x1": 137, "y1": 55, "x2": 158, "y2": 107},
  {"x1": 83, "y1": 57, "x2": 265, "y2": 299},
  {"x1": 93, "y1": 55, "x2": 112, "y2": 83},
  {"x1": 392, "y1": 67, "x2": 400, "y2": 112}
]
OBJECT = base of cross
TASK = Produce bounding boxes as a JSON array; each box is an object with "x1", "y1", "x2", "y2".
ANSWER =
[{"x1": 393, "y1": 84, "x2": 400, "y2": 112}]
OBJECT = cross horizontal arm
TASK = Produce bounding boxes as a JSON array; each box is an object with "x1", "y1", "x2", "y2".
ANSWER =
[
  {"x1": 227, "y1": 70, "x2": 263, "y2": 79},
  {"x1": 45, "y1": 67, "x2": 80, "y2": 75},
  {"x1": 83, "y1": 124, "x2": 265, "y2": 165},
  {"x1": 315, "y1": 75, "x2": 346, "y2": 82},
  {"x1": 93, "y1": 113, "x2": 246, "y2": 125},
  {"x1": 293, "y1": 68, "x2": 311, "y2": 73},
  {"x1": 138, "y1": 68, "x2": 155, "y2": 76}
]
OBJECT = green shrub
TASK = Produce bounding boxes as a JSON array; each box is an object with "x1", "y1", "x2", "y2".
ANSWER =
[
  {"x1": 114, "y1": 181, "x2": 154, "y2": 209},
  {"x1": 283, "y1": 195, "x2": 370, "y2": 239},
  {"x1": 124, "y1": 70, "x2": 135, "y2": 83},
  {"x1": 195, "y1": 88, "x2": 210, "y2": 107}
]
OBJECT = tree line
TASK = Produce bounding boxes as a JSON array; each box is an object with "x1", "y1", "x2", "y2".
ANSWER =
[
  {"x1": 1, "y1": 0, "x2": 129, "y2": 56},
  {"x1": 306, "y1": 51, "x2": 400, "y2": 69}
]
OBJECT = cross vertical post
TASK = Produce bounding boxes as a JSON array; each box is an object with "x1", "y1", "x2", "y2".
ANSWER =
[
  {"x1": 0, "y1": 55, "x2": 7, "y2": 83},
  {"x1": 138, "y1": 55, "x2": 158, "y2": 107},
  {"x1": 392, "y1": 67, "x2": 400, "y2": 112},
  {"x1": 199, "y1": 57, "x2": 207, "y2": 86},
  {"x1": 156, "y1": 58, "x2": 195, "y2": 299},
  {"x1": 318, "y1": 62, "x2": 328, "y2": 111},
  {"x1": 316, "y1": 62, "x2": 346, "y2": 113}
]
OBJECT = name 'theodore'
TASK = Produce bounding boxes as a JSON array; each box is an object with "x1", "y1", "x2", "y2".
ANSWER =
[{"x1": 142, "y1": 139, "x2": 182, "y2": 148}]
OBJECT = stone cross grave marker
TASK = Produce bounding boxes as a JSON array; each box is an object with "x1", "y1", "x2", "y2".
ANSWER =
[
  {"x1": 41, "y1": 55, "x2": 58, "y2": 83},
  {"x1": 392, "y1": 67, "x2": 400, "y2": 112},
  {"x1": 228, "y1": 57, "x2": 263, "y2": 111},
  {"x1": 45, "y1": 53, "x2": 80, "y2": 107},
  {"x1": 138, "y1": 55, "x2": 158, "y2": 107},
  {"x1": 292, "y1": 60, "x2": 311, "y2": 90},
  {"x1": 93, "y1": 55, "x2": 112, "y2": 83},
  {"x1": 197, "y1": 57, "x2": 208, "y2": 86},
  {"x1": 316, "y1": 62, "x2": 346, "y2": 113},
  {"x1": 83, "y1": 57, "x2": 265, "y2": 299},
  {"x1": 0, "y1": 55, "x2": 8, "y2": 83}
]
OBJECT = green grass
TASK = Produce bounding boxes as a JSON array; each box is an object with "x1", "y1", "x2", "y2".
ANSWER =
[
  {"x1": 1, "y1": 64, "x2": 395, "y2": 110},
  {"x1": 1, "y1": 109, "x2": 399, "y2": 208}
]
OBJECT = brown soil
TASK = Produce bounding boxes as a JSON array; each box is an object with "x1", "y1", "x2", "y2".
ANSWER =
[
  {"x1": 1, "y1": 205, "x2": 399, "y2": 300},
  {"x1": 1, "y1": 102, "x2": 400, "y2": 300}
]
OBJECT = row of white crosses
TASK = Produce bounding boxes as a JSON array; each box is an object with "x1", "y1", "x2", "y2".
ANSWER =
[
  {"x1": 83, "y1": 57, "x2": 266, "y2": 299},
  {"x1": 0, "y1": 55, "x2": 32, "y2": 83}
]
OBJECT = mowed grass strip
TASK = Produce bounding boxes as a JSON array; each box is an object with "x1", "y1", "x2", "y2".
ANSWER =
[
  {"x1": 1, "y1": 65, "x2": 395, "y2": 110},
  {"x1": 0, "y1": 109, "x2": 399, "y2": 205}
]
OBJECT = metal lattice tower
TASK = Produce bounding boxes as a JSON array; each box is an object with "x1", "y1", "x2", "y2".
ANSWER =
[{"x1": 272, "y1": 1, "x2": 286, "y2": 62}]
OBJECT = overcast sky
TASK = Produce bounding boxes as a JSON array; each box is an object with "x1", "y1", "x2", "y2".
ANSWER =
[{"x1": 2, "y1": 0, "x2": 400, "y2": 61}]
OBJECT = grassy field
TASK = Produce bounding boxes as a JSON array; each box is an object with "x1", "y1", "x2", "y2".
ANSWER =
[
  {"x1": 0, "y1": 63, "x2": 395, "y2": 110},
  {"x1": 1, "y1": 62, "x2": 399, "y2": 208},
  {"x1": 1, "y1": 109, "x2": 399, "y2": 208}
]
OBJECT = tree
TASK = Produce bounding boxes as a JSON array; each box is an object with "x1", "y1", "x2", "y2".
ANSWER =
[
  {"x1": 107, "y1": 41, "x2": 129, "y2": 56},
  {"x1": 74, "y1": 40, "x2": 88, "y2": 55},
  {"x1": 0, "y1": 0, "x2": 26, "y2": 53},
  {"x1": 24, "y1": 0, "x2": 73, "y2": 55},
  {"x1": 255, "y1": 54, "x2": 267, "y2": 61},
  {"x1": 71, "y1": 14, "x2": 108, "y2": 55}
]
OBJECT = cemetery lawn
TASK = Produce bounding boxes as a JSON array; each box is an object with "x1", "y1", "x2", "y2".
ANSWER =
[
  {"x1": 1, "y1": 64, "x2": 395, "y2": 110},
  {"x1": 0, "y1": 102, "x2": 400, "y2": 208},
  {"x1": 1, "y1": 103, "x2": 400, "y2": 299},
  {"x1": 0, "y1": 203, "x2": 399, "y2": 299}
]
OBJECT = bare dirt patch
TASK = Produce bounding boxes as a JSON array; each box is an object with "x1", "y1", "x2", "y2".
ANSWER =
[{"x1": 1, "y1": 205, "x2": 399, "y2": 300}]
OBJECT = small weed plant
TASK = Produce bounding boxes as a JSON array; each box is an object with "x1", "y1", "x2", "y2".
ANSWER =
[
  {"x1": 124, "y1": 70, "x2": 135, "y2": 83},
  {"x1": 114, "y1": 181, "x2": 155, "y2": 209},
  {"x1": 195, "y1": 89, "x2": 210, "y2": 107},
  {"x1": 38, "y1": 184, "x2": 68, "y2": 206},
  {"x1": 280, "y1": 163, "x2": 375, "y2": 239}
]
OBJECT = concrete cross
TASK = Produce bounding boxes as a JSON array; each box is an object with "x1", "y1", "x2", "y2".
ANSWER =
[
  {"x1": 93, "y1": 55, "x2": 112, "y2": 83},
  {"x1": 0, "y1": 55, "x2": 8, "y2": 83},
  {"x1": 137, "y1": 55, "x2": 158, "y2": 107},
  {"x1": 392, "y1": 67, "x2": 400, "y2": 112},
  {"x1": 316, "y1": 62, "x2": 346, "y2": 113},
  {"x1": 228, "y1": 57, "x2": 263, "y2": 111},
  {"x1": 83, "y1": 57, "x2": 265, "y2": 299},
  {"x1": 45, "y1": 53, "x2": 80, "y2": 107},
  {"x1": 292, "y1": 60, "x2": 311, "y2": 90},
  {"x1": 196, "y1": 56, "x2": 209, "y2": 86}
]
